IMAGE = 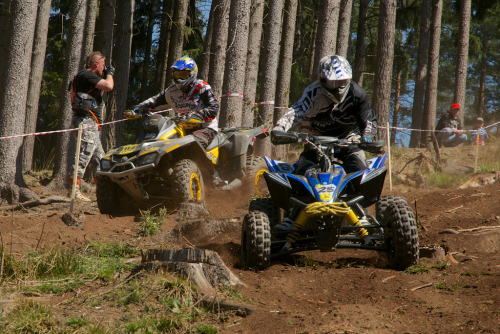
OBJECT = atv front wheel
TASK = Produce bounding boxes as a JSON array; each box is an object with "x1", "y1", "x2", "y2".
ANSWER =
[
  {"x1": 383, "y1": 198, "x2": 419, "y2": 270},
  {"x1": 249, "y1": 198, "x2": 281, "y2": 230},
  {"x1": 376, "y1": 195, "x2": 407, "y2": 223},
  {"x1": 245, "y1": 156, "x2": 268, "y2": 197},
  {"x1": 241, "y1": 211, "x2": 271, "y2": 270},
  {"x1": 96, "y1": 176, "x2": 129, "y2": 215},
  {"x1": 173, "y1": 159, "x2": 205, "y2": 202}
]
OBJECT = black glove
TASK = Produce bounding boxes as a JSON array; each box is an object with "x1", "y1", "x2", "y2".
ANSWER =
[{"x1": 104, "y1": 65, "x2": 115, "y2": 77}]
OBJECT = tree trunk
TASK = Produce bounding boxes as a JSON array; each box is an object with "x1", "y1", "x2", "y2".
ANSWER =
[
  {"x1": 336, "y1": 0, "x2": 353, "y2": 58},
  {"x1": 82, "y1": 0, "x2": 98, "y2": 66},
  {"x1": 93, "y1": 0, "x2": 115, "y2": 62},
  {"x1": 312, "y1": 0, "x2": 340, "y2": 79},
  {"x1": 307, "y1": 17, "x2": 317, "y2": 79},
  {"x1": 391, "y1": 68, "x2": 401, "y2": 147},
  {"x1": 420, "y1": 0, "x2": 443, "y2": 147},
  {"x1": 165, "y1": 0, "x2": 189, "y2": 88},
  {"x1": 219, "y1": 0, "x2": 251, "y2": 128},
  {"x1": 22, "y1": 0, "x2": 51, "y2": 173},
  {"x1": 140, "y1": 0, "x2": 156, "y2": 101},
  {"x1": 292, "y1": 1, "x2": 302, "y2": 63},
  {"x1": 352, "y1": 0, "x2": 368, "y2": 86},
  {"x1": 255, "y1": 0, "x2": 284, "y2": 157},
  {"x1": 346, "y1": 0, "x2": 355, "y2": 61},
  {"x1": 274, "y1": 0, "x2": 297, "y2": 160},
  {"x1": 198, "y1": 0, "x2": 216, "y2": 81},
  {"x1": 156, "y1": 0, "x2": 174, "y2": 92},
  {"x1": 208, "y1": 0, "x2": 230, "y2": 99},
  {"x1": 0, "y1": 0, "x2": 39, "y2": 203},
  {"x1": 454, "y1": 0, "x2": 471, "y2": 123},
  {"x1": 409, "y1": 0, "x2": 431, "y2": 148},
  {"x1": 477, "y1": 29, "x2": 487, "y2": 118},
  {"x1": 106, "y1": 0, "x2": 134, "y2": 150},
  {"x1": 372, "y1": 0, "x2": 397, "y2": 141},
  {"x1": 275, "y1": 0, "x2": 297, "y2": 115},
  {"x1": 0, "y1": 0, "x2": 11, "y2": 103},
  {"x1": 48, "y1": 0, "x2": 88, "y2": 191},
  {"x1": 241, "y1": 0, "x2": 265, "y2": 127}
]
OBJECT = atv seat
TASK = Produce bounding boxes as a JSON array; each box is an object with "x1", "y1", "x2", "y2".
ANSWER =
[
  {"x1": 205, "y1": 132, "x2": 227, "y2": 151},
  {"x1": 137, "y1": 115, "x2": 173, "y2": 142}
]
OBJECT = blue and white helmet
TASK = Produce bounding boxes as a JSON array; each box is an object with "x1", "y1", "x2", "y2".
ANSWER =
[
  {"x1": 317, "y1": 55, "x2": 352, "y2": 103},
  {"x1": 171, "y1": 55, "x2": 198, "y2": 90}
]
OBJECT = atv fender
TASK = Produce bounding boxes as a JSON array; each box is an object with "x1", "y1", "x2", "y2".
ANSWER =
[{"x1": 158, "y1": 135, "x2": 215, "y2": 177}]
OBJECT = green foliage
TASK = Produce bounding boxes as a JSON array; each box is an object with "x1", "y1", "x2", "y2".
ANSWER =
[
  {"x1": 0, "y1": 300, "x2": 57, "y2": 333},
  {"x1": 138, "y1": 207, "x2": 168, "y2": 237},
  {"x1": 404, "y1": 264, "x2": 430, "y2": 274},
  {"x1": 426, "y1": 172, "x2": 470, "y2": 188},
  {"x1": 196, "y1": 324, "x2": 218, "y2": 334}
]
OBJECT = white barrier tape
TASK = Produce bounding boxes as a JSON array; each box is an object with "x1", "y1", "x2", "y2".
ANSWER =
[
  {"x1": 0, "y1": 108, "x2": 174, "y2": 141},
  {"x1": 382, "y1": 120, "x2": 500, "y2": 133}
]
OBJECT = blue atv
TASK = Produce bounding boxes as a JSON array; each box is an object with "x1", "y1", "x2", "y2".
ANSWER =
[{"x1": 241, "y1": 131, "x2": 419, "y2": 270}]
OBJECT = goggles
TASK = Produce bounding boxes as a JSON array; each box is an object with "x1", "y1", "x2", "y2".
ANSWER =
[
  {"x1": 173, "y1": 70, "x2": 191, "y2": 80},
  {"x1": 320, "y1": 78, "x2": 350, "y2": 90}
]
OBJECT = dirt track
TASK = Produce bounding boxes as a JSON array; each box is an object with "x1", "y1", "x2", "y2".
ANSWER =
[{"x1": 1, "y1": 169, "x2": 500, "y2": 332}]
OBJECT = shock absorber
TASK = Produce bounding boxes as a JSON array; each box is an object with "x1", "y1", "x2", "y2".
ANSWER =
[
  {"x1": 342, "y1": 209, "x2": 369, "y2": 239},
  {"x1": 285, "y1": 210, "x2": 310, "y2": 245}
]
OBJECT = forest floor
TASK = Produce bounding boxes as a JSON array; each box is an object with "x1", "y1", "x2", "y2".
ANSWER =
[{"x1": 1, "y1": 143, "x2": 500, "y2": 333}]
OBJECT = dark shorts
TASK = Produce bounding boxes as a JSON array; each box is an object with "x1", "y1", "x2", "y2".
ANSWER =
[{"x1": 192, "y1": 127, "x2": 217, "y2": 149}]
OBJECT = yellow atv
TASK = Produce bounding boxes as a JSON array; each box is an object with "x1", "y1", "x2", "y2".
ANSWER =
[{"x1": 95, "y1": 110, "x2": 269, "y2": 215}]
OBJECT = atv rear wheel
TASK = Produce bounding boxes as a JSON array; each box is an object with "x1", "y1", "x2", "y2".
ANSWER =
[
  {"x1": 249, "y1": 198, "x2": 281, "y2": 230},
  {"x1": 245, "y1": 156, "x2": 268, "y2": 197},
  {"x1": 173, "y1": 159, "x2": 205, "y2": 202},
  {"x1": 241, "y1": 211, "x2": 271, "y2": 270},
  {"x1": 96, "y1": 176, "x2": 129, "y2": 215},
  {"x1": 376, "y1": 195, "x2": 407, "y2": 223},
  {"x1": 383, "y1": 198, "x2": 419, "y2": 270}
]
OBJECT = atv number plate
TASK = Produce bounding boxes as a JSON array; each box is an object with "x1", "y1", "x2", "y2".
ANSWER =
[{"x1": 315, "y1": 184, "x2": 336, "y2": 202}]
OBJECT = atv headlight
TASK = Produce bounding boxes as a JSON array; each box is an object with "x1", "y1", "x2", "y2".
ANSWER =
[
  {"x1": 139, "y1": 153, "x2": 157, "y2": 165},
  {"x1": 101, "y1": 159, "x2": 112, "y2": 171}
]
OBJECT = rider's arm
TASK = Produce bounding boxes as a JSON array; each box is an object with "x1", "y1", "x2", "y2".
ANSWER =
[
  {"x1": 198, "y1": 83, "x2": 219, "y2": 121},
  {"x1": 137, "y1": 88, "x2": 171, "y2": 110},
  {"x1": 275, "y1": 83, "x2": 319, "y2": 131},
  {"x1": 353, "y1": 84, "x2": 377, "y2": 139}
]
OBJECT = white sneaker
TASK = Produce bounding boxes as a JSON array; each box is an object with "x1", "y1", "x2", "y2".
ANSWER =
[{"x1": 75, "y1": 188, "x2": 92, "y2": 202}]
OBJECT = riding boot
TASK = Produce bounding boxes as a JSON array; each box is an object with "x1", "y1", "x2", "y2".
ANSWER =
[{"x1": 69, "y1": 175, "x2": 92, "y2": 202}]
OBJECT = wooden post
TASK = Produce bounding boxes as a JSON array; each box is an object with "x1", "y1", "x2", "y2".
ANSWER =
[
  {"x1": 474, "y1": 133, "x2": 480, "y2": 173},
  {"x1": 386, "y1": 122, "x2": 392, "y2": 191},
  {"x1": 70, "y1": 124, "x2": 83, "y2": 213}
]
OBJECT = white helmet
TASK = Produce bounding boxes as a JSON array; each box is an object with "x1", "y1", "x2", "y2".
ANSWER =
[{"x1": 317, "y1": 55, "x2": 352, "y2": 103}]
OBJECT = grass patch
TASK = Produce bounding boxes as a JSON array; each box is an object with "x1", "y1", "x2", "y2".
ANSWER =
[
  {"x1": 0, "y1": 300, "x2": 57, "y2": 333},
  {"x1": 404, "y1": 264, "x2": 430, "y2": 274},
  {"x1": 296, "y1": 254, "x2": 319, "y2": 269},
  {"x1": 431, "y1": 260, "x2": 451, "y2": 271},
  {"x1": 426, "y1": 172, "x2": 470, "y2": 188},
  {"x1": 138, "y1": 207, "x2": 168, "y2": 236}
]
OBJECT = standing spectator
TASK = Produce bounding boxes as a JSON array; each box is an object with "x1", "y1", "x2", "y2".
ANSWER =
[
  {"x1": 69, "y1": 51, "x2": 115, "y2": 202},
  {"x1": 471, "y1": 117, "x2": 489, "y2": 145},
  {"x1": 435, "y1": 103, "x2": 467, "y2": 147}
]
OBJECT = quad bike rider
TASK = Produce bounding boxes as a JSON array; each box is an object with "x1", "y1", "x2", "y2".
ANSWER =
[
  {"x1": 240, "y1": 55, "x2": 419, "y2": 270},
  {"x1": 272, "y1": 55, "x2": 378, "y2": 232},
  {"x1": 95, "y1": 56, "x2": 268, "y2": 215}
]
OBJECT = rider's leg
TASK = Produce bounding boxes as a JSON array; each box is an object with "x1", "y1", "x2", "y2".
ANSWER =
[
  {"x1": 341, "y1": 150, "x2": 367, "y2": 173},
  {"x1": 192, "y1": 128, "x2": 217, "y2": 149}
]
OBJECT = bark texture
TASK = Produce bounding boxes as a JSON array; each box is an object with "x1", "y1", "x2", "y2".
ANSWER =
[
  {"x1": 208, "y1": 0, "x2": 230, "y2": 99},
  {"x1": 93, "y1": 0, "x2": 115, "y2": 62},
  {"x1": 312, "y1": 0, "x2": 340, "y2": 79},
  {"x1": 454, "y1": 0, "x2": 471, "y2": 124},
  {"x1": 352, "y1": 0, "x2": 368, "y2": 86},
  {"x1": 255, "y1": 0, "x2": 284, "y2": 157},
  {"x1": 420, "y1": 0, "x2": 443, "y2": 147},
  {"x1": 241, "y1": 0, "x2": 265, "y2": 127},
  {"x1": 82, "y1": 0, "x2": 98, "y2": 66},
  {"x1": 106, "y1": 0, "x2": 134, "y2": 150},
  {"x1": 336, "y1": 0, "x2": 353, "y2": 58},
  {"x1": 165, "y1": 0, "x2": 189, "y2": 87},
  {"x1": 219, "y1": 0, "x2": 251, "y2": 128},
  {"x1": 0, "y1": 0, "x2": 38, "y2": 203},
  {"x1": 156, "y1": 0, "x2": 174, "y2": 91},
  {"x1": 140, "y1": 0, "x2": 156, "y2": 101},
  {"x1": 22, "y1": 0, "x2": 52, "y2": 172},
  {"x1": 409, "y1": 0, "x2": 431, "y2": 148},
  {"x1": 198, "y1": 0, "x2": 216, "y2": 81},
  {"x1": 49, "y1": 0, "x2": 88, "y2": 191},
  {"x1": 372, "y1": 0, "x2": 397, "y2": 141},
  {"x1": 477, "y1": 30, "x2": 487, "y2": 118}
]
